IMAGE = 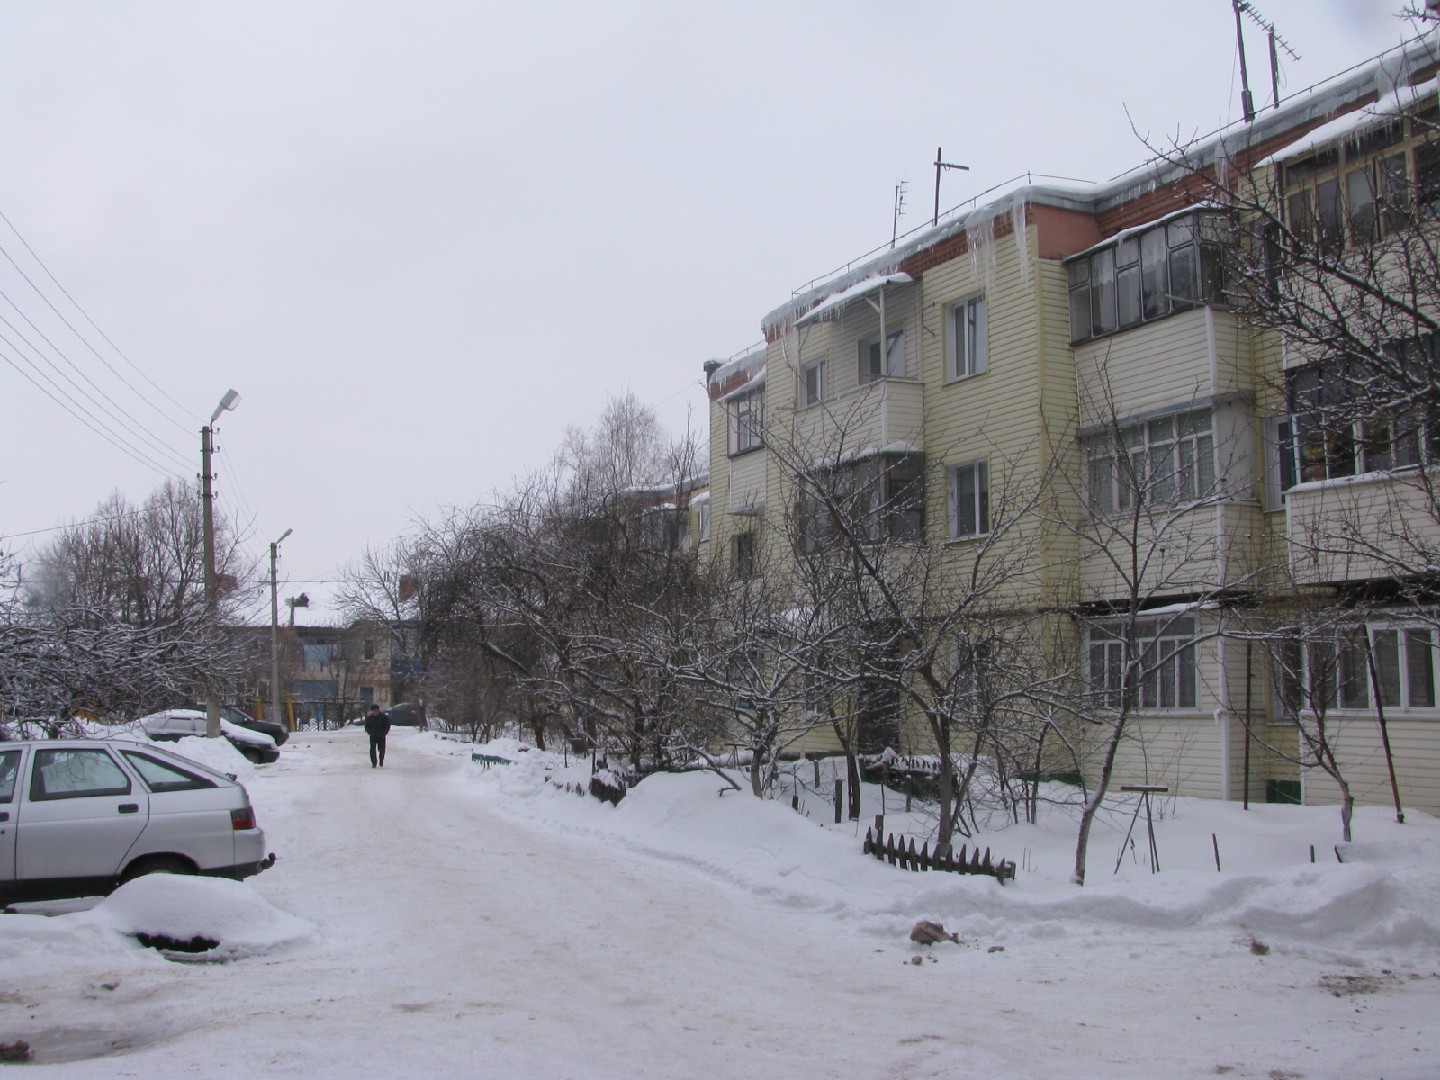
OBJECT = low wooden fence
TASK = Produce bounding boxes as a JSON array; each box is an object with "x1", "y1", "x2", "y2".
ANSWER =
[{"x1": 863, "y1": 828, "x2": 1015, "y2": 884}]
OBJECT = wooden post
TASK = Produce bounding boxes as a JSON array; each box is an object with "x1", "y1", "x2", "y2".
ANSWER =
[{"x1": 834, "y1": 779, "x2": 843, "y2": 825}]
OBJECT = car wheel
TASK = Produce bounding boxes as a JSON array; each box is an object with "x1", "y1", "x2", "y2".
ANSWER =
[{"x1": 120, "y1": 856, "x2": 196, "y2": 884}]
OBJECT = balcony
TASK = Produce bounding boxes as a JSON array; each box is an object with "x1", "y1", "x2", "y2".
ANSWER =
[{"x1": 792, "y1": 377, "x2": 924, "y2": 460}]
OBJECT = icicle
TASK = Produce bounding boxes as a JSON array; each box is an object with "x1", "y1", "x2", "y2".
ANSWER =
[{"x1": 1011, "y1": 198, "x2": 1031, "y2": 289}]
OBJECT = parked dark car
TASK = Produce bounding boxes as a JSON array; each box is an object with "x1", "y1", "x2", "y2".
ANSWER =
[
  {"x1": 139, "y1": 710, "x2": 281, "y2": 764},
  {"x1": 220, "y1": 706, "x2": 289, "y2": 747}
]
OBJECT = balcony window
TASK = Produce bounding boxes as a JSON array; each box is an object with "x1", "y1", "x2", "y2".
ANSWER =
[
  {"x1": 799, "y1": 452, "x2": 924, "y2": 552},
  {"x1": 1066, "y1": 211, "x2": 1227, "y2": 343},
  {"x1": 859, "y1": 329, "x2": 905, "y2": 382},
  {"x1": 1087, "y1": 614, "x2": 1199, "y2": 710},
  {"x1": 1084, "y1": 409, "x2": 1215, "y2": 515}
]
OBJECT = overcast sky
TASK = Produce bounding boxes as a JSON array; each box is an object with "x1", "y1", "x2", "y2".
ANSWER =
[{"x1": 0, "y1": 0, "x2": 1419, "y2": 622}]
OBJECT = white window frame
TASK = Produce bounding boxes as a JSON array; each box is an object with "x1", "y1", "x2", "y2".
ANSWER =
[
  {"x1": 947, "y1": 460, "x2": 989, "y2": 540},
  {"x1": 859, "y1": 328, "x2": 905, "y2": 382},
  {"x1": 697, "y1": 502, "x2": 710, "y2": 543},
  {"x1": 800, "y1": 357, "x2": 826, "y2": 407},
  {"x1": 1087, "y1": 614, "x2": 1200, "y2": 711},
  {"x1": 1084, "y1": 409, "x2": 1215, "y2": 516},
  {"x1": 947, "y1": 294, "x2": 987, "y2": 381},
  {"x1": 1295, "y1": 622, "x2": 1439, "y2": 713}
]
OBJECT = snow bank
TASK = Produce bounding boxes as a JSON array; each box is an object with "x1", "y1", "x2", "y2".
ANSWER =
[{"x1": 439, "y1": 735, "x2": 1440, "y2": 965}]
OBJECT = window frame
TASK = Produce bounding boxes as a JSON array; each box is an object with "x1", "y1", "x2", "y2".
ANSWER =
[
  {"x1": 947, "y1": 460, "x2": 990, "y2": 541},
  {"x1": 728, "y1": 385, "x2": 765, "y2": 456},
  {"x1": 800, "y1": 357, "x2": 826, "y2": 407},
  {"x1": 731, "y1": 530, "x2": 757, "y2": 580},
  {"x1": 1086, "y1": 614, "x2": 1200, "y2": 711},
  {"x1": 946, "y1": 294, "x2": 987, "y2": 381},
  {"x1": 799, "y1": 452, "x2": 926, "y2": 552},
  {"x1": 1083, "y1": 409, "x2": 1216, "y2": 517},
  {"x1": 1293, "y1": 622, "x2": 1439, "y2": 714},
  {"x1": 1066, "y1": 210, "x2": 1227, "y2": 344},
  {"x1": 858, "y1": 328, "x2": 905, "y2": 382}
]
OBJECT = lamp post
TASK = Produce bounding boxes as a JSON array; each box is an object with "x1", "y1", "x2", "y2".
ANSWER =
[
  {"x1": 270, "y1": 528, "x2": 293, "y2": 734},
  {"x1": 202, "y1": 389, "x2": 241, "y2": 738}
]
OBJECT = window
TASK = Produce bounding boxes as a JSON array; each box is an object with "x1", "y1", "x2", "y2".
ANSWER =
[
  {"x1": 363, "y1": 638, "x2": 377, "y2": 661},
  {"x1": 800, "y1": 358, "x2": 825, "y2": 406},
  {"x1": 947, "y1": 295, "x2": 986, "y2": 380},
  {"x1": 0, "y1": 750, "x2": 18, "y2": 803},
  {"x1": 637, "y1": 508, "x2": 689, "y2": 553},
  {"x1": 1298, "y1": 624, "x2": 1438, "y2": 712},
  {"x1": 732, "y1": 531, "x2": 756, "y2": 579},
  {"x1": 947, "y1": 461, "x2": 989, "y2": 539},
  {"x1": 1281, "y1": 112, "x2": 1440, "y2": 250},
  {"x1": 122, "y1": 751, "x2": 217, "y2": 793},
  {"x1": 1066, "y1": 211, "x2": 1228, "y2": 343},
  {"x1": 1283, "y1": 352, "x2": 1434, "y2": 487},
  {"x1": 799, "y1": 453, "x2": 924, "y2": 551},
  {"x1": 1084, "y1": 409, "x2": 1215, "y2": 515},
  {"x1": 1087, "y1": 615, "x2": 1199, "y2": 710},
  {"x1": 728, "y1": 386, "x2": 764, "y2": 455},
  {"x1": 697, "y1": 501, "x2": 710, "y2": 543},
  {"x1": 859, "y1": 328, "x2": 905, "y2": 381},
  {"x1": 31, "y1": 748, "x2": 131, "y2": 800}
]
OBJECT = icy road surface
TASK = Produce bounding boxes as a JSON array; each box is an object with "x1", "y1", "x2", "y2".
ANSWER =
[{"x1": 4, "y1": 729, "x2": 1437, "y2": 1079}]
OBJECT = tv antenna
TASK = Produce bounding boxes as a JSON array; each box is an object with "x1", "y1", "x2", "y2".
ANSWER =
[
  {"x1": 1232, "y1": 0, "x2": 1300, "y2": 119},
  {"x1": 932, "y1": 147, "x2": 971, "y2": 226},
  {"x1": 892, "y1": 180, "x2": 909, "y2": 247}
]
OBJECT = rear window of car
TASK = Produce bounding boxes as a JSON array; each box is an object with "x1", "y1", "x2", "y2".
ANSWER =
[
  {"x1": 0, "y1": 750, "x2": 19, "y2": 802},
  {"x1": 31, "y1": 748, "x2": 132, "y2": 800},
  {"x1": 122, "y1": 751, "x2": 218, "y2": 793}
]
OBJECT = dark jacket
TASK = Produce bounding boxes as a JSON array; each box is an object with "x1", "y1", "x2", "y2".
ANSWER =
[{"x1": 363, "y1": 711, "x2": 391, "y2": 736}]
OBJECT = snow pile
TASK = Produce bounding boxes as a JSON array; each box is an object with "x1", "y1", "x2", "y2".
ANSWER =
[
  {"x1": 85, "y1": 875, "x2": 314, "y2": 960},
  {"x1": 443, "y1": 736, "x2": 1440, "y2": 965},
  {"x1": 1, "y1": 876, "x2": 313, "y2": 969}
]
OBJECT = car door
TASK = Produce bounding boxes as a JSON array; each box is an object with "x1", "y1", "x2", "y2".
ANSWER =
[
  {"x1": 0, "y1": 749, "x2": 21, "y2": 885},
  {"x1": 15, "y1": 746, "x2": 150, "y2": 883}
]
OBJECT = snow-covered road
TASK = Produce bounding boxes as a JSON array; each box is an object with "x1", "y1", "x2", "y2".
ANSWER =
[{"x1": 6, "y1": 730, "x2": 1439, "y2": 1079}]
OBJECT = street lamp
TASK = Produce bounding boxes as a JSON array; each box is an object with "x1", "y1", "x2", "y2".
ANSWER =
[
  {"x1": 202, "y1": 389, "x2": 241, "y2": 738},
  {"x1": 270, "y1": 528, "x2": 293, "y2": 735}
]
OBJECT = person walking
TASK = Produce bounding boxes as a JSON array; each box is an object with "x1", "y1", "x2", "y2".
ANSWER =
[{"x1": 363, "y1": 704, "x2": 391, "y2": 768}]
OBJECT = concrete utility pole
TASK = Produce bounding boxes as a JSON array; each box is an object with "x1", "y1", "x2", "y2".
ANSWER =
[
  {"x1": 202, "y1": 389, "x2": 241, "y2": 738},
  {"x1": 270, "y1": 528, "x2": 293, "y2": 733}
]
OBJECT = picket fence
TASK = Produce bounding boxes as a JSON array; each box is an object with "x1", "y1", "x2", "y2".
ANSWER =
[{"x1": 863, "y1": 828, "x2": 1015, "y2": 884}]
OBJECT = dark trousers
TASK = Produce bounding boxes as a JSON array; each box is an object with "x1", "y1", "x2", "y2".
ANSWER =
[{"x1": 369, "y1": 733, "x2": 386, "y2": 767}]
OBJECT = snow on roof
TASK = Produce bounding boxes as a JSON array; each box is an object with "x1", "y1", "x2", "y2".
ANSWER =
[
  {"x1": 716, "y1": 365, "x2": 766, "y2": 403},
  {"x1": 689, "y1": 489, "x2": 710, "y2": 506},
  {"x1": 793, "y1": 272, "x2": 913, "y2": 327},
  {"x1": 706, "y1": 343, "x2": 766, "y2": 392},
  {"x1": 762, "y1": 37, "x2": 1440, "y2": 337},
  {"x1": 1260, "y1": 75, "x2": 1440, "y2": 167}
]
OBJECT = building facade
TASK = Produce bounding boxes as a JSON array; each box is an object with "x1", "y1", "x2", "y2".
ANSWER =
[{"x1": 705, "y1": 37, "x2": 1440, "y2": 816}]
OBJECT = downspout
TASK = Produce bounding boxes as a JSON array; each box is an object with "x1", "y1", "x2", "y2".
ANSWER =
[
  {"x1": 1214, "y1": 485, "x2": 1233, "y2": 801},
  {"x1": 1208, "y1": 302, "x2": 1232, "y2": 800}
]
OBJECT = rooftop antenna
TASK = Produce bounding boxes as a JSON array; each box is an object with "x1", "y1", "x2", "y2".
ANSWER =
[
  {"x1": 891, "y1": 180, "x2": 909, "y2": 248},
  {"x1": 932, "y1": 147, "x2": 971, "y2": 226},
  {"x1": 1233, "y1": 1, "x2": 1300, "y2": 115}
]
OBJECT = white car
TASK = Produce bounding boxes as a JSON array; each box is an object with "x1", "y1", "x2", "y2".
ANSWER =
[
  {"x1": 0, "y1": 738, "x2": 274, "y2": 905},
  {"x1": 139, "y1": 709, "x2": 281, "y2": 764}
]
